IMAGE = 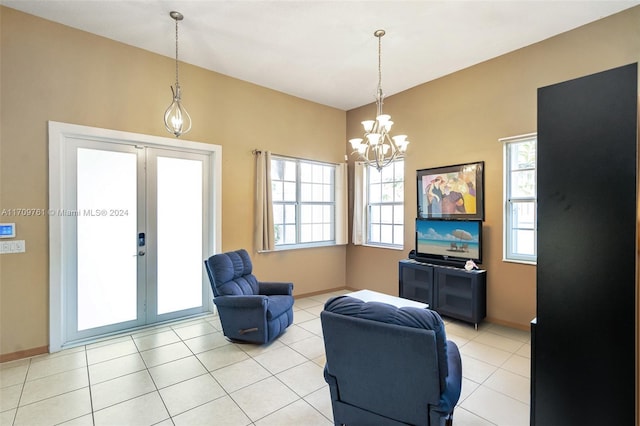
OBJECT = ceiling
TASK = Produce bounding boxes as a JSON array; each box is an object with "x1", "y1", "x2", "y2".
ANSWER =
[{"x1": 2, "y1": 1, "x2": 638, "y2": 110}]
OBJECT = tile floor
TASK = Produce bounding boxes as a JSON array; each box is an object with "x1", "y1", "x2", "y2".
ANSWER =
[{"x1": 0, "y1": 290, "x2": 531, "y2": 426}]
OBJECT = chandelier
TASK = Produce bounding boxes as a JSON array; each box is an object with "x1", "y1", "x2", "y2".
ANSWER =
[
  {"x1": 164, "y1": 11, "x2": 192, "y2": 137},
  {"x1": 349, "y1": 30, "x2": 409, "y2": 171}
]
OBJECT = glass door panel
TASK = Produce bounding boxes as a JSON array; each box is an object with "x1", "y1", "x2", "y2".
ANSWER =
[
  {"x1": 76, "y1": 147, "x2": 139, "y2": 331},
  {"x1": 155, "y1": 155, "x2": 204, "y2": 315}
]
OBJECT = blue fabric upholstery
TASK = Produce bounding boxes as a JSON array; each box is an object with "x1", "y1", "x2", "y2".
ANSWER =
[
  {"x1": 204, "y1": 249, "x2": 294, "y2": 344},
  {"x1": 321, "y1": 295, "x2": 462, "y2": 426}
]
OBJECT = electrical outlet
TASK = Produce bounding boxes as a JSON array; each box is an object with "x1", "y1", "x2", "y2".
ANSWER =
[{"x1": 0, "y1": 240, "x2": 26, "y2": 254}]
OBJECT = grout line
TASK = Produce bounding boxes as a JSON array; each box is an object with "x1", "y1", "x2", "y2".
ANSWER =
[{"x1": 81, "y1": 346, "x2": 97, "y2": 426}]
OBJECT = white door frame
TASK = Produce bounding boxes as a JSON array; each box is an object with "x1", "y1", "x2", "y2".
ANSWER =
[{"x1": 48, "y1": 121, "x2": 222, "y2": 352}]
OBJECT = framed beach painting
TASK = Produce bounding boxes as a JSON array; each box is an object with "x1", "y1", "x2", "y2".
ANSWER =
[{"x1": 417, "y1": 161, "x2": 484, "y2": 220}]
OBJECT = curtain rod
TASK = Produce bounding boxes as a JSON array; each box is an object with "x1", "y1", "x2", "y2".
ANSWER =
[{"x1": 252, "y1": 149, "x2": 343, "y2": 166}]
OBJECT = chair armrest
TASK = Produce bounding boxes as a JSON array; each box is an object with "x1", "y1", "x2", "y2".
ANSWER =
[
  {"x1": 258, "y1": 282, "x2": 293, "y2": 296},
  {"x1": 213, "y1": 295, "x2": 268, "y2": 309},
  {"x1": 441, "y1": 340, "x2": 463, "y2": 412}
]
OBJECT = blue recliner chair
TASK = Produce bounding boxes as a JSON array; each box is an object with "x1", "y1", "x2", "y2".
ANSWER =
[
  {"x1": 203, "y1": 249, "x2": 294, "y2": 344},
  {"x1": 321, "y1": 296, "x2": 462, "y2": 426}
]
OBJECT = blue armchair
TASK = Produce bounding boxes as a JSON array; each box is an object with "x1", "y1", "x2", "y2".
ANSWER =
[
  {"x1": 204, "y1": 249, "x2": 294, "y2": 344},
  {"x1": 321, "y1": 296, "x2": 462, "y2": 426}
]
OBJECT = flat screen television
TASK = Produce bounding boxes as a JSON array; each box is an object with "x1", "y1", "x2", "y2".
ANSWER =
[{"x1": 415, "y1": 218, "x2": 482, "y2": 265}]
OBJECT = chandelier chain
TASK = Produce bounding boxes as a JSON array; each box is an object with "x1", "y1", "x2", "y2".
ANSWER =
[{"x1": 174, "y1": 16, "x2": 179, "y2": 86}]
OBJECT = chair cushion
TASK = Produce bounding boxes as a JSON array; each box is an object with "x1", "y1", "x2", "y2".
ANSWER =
[
  {"x1": 208, "y1": 249, "x2": 259, "y2": 296},
  {"x1": 266, "y1": 295, "x2": 295, "y2": 320},
  {"x1": 325, "y1": 295, "x2": 449, "y2": 391}
]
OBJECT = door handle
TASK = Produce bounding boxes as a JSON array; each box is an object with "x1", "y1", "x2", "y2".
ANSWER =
[{"x1": 133, "y1": 251, "x2": 146, "y2": 257}]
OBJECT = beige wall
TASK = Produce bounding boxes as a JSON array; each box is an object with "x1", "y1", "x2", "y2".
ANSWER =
[
  {"x1": 346, "y1": 6, "x2": 640, "y2": 329},
  {"x1": 1, "y1": 5, "x2": 639, "y2": 358},
  {"x1": 0, "y1": 7, "x2": 346, "y2": 357}
]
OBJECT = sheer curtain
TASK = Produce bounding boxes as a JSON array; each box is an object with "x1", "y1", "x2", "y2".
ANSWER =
[
  {"x1": 335, "y1": 163, "x2": 348, "y2": 245},
  {"x1": 352, "y1": 161, "x2": 366, "y2": 245},
  {"x1": 255, "y1": 150, "x2": 274, "y2": 252}
]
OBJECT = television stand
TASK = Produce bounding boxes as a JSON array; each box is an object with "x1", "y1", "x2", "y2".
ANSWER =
[{"x1": 399, "y1": 259, "x2": 486, "y2": 329}]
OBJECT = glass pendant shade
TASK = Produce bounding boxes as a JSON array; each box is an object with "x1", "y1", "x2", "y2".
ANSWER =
[{"x1": 164, "y1": 84, "x2": 192, "y2": 137}]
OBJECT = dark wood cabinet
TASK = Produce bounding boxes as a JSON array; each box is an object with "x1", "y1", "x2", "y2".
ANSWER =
[
  {"x1": 533, "y1": 63, "x2": 637, "y2": 425},
  {"x1": 399, "y1": 259, "x2": 486, "y2": 328}
]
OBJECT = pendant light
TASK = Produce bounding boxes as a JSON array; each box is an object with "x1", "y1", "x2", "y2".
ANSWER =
[
  {"x1": 349, "y1": 30, "x2": 409, "y2": 171},
  {"x1": 164, "y1": 11, "x2": 192, "y2": 137}
]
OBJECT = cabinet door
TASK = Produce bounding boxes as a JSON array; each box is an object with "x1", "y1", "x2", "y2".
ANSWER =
[
  {"x1": 434, "y1": 269, "x2": 477, "y2": 322},
  {"x1": 399, "y1": 263, "x2": 434, "y2": 306}
]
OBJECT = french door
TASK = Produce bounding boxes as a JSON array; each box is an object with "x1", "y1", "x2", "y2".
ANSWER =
[{"x1": 49, "y1": 122, "x2": 221, "y2": 349}]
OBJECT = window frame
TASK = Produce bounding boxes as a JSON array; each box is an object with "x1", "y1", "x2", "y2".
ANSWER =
[
  {"x1": 364, "y1": 159, "x2": 404, "y2": 250},
  {"x1": 501, "y1": 133, "x2": 537, "y2": 264},
  {"x1": 271, "y1": 155, "x2": 337, "y2": 250}
]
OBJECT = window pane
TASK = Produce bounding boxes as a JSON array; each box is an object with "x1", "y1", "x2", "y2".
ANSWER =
[
  {"x1": 380, "y1": 224, "x2": 393, "y2": 243},
  {"x1": 381, "y1": 183, "x2": 394, "y2": 201},
  {"x1": 512, "y1": 229, "x2": 536, "y2": 255},
  {"x1": 283, "y1": 182, "x2": 296, "y2": 201},
  {"x1": 323, "y1": 184, "x2": 331, "y2": 202},
  {"x1": 394, "y1": 205, "x2": 404, "y2": 225},
  {"x1": 510, "y1": 170, "x2": 536, "y2": 198},
  {"x1": 370, "y1": 205, "x2": 380, "y2": 223},
  {"x1": 157, "y1": 156, "x2": 203, "y2": 315},
  {"x1": 312, "y1": 183, "x2": 323, "y2": 201},
  {"x1": 394, "y1": 224, "x2": 404, "y2": 246},
  {"x1": 394, "y1": 161, "x2": 404, "y2": 180},
  {"x1": 77, "y1": 148, "x2": 137, "y2": 330},
  {"x1": 300, "y1": 224, "x2": 312, "y2": 242},
  {"x1": 284, "y1": 204, "x2": 296, "y2": 223},
  {"x1": 301, "y1": 163, "x2": 312, "y2": 181},
  {"x1": 369, "y1": 167, "x2": 381, "y2": 183},
  {"x1": 369, "y1": 183, "x2": 381, "y2": 203},
  {"x1": 511, "y1": 201, "x2": 535, "y2": 229},
  {"x1": 381, "y1": 165, "x2": 394, "y2": 182},
  {"x1": 300, "y1": 204, "x2": 312, "y2": 223},
  {"x1": 369, "y1": 224, "x2": 380, "y2": 242},
  {"x1": 380, "y1": 205, "x2": 393, "y2": 224},
  {"x1": 510, "y1": 142, "x2": 536, "y2": 170},
  {"x1": 273, "y1": 204, "x2": 284, "y2": 222},
  {"x1": 283, "y1": 224, "x2": 296, "y2": 244},
  {"x1": 313, "y1": 205, "x2": 324, "y2": 222},
  {"x1": 394, "y1": 181, "x2": 404, "y2": 202},
  {"x1": 272, "y1": 181, "x2": 283, "y2": 201}
]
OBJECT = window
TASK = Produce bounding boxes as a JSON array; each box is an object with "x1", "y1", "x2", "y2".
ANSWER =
[
  {"x1": 502, "y1": 134, "x2": 537, "y2": 263},
  {"x1": 366, "y1": 160, "x2": 404, "y2": 247},
  {"x1": 271, "y1": 156, "x2": 336, "y2": 248}
]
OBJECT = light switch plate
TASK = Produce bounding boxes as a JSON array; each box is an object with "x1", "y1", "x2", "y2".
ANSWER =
[{"x1": 0, "y1": 240, "x2": 25, "y2": 254}]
